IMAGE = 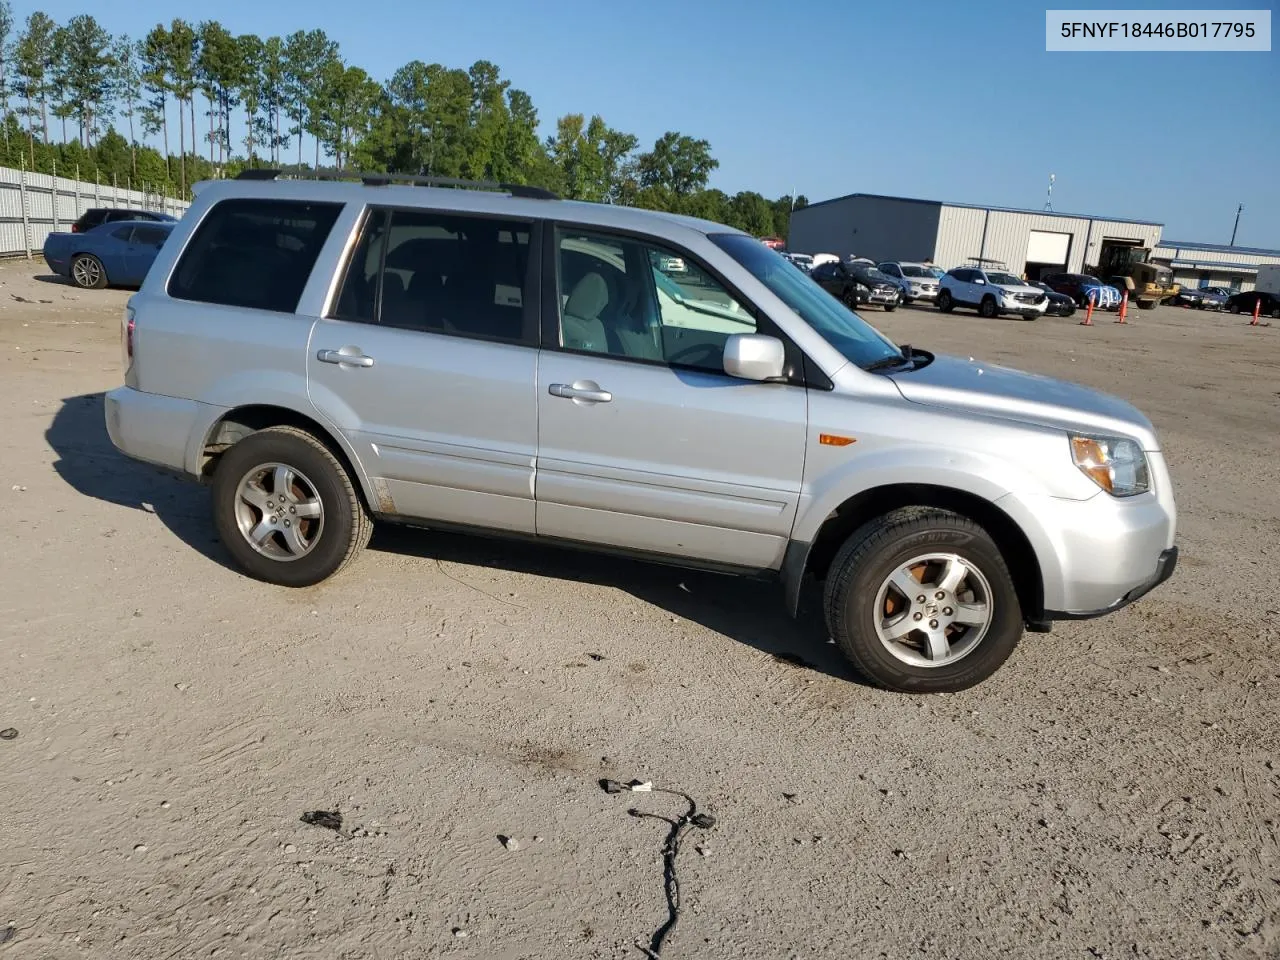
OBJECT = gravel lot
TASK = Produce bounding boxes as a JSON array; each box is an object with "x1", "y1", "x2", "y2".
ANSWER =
[{"x1": 1, "y1": 259, "x2": 1277, "y2": 959}]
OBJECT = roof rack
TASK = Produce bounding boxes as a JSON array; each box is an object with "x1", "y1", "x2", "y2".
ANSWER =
[{"x1": 233, "y1": 168, "x2": 559, "y2": 200}]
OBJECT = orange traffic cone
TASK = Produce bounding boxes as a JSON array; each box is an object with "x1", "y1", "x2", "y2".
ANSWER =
[
  {"x1": 1115, "y1": 290, "x2": 1129, "y2": 323},
  {"x1": 1080, "y1": 293, "x2": 1095, "y2": 326},
  {"x1": 1251, "y1": 297, "x2": 1262, "y2": 325}
]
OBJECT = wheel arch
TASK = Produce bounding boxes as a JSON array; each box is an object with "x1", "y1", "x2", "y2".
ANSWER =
[
  {"x1": 782, "y1": 483, "x2": 1044, "y2": 623},
  {"x1": 195, "y1": 403, "x2": 378, "y2": 515}
]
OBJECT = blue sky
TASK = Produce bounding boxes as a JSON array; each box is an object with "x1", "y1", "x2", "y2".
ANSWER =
[{"x1": 17, "y1": 0, "x2": 1280, "y2": 246}]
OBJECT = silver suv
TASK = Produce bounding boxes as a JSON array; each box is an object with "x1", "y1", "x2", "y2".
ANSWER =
[{"x1": 105, "y1": 172, "x2": 1178, "y2": 693}]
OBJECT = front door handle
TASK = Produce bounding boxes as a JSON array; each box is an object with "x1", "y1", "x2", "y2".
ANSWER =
[
  {"x1": 317, "y1": 349, "x2": 375, "y2": 368},
  {"x1": 549, "y1": 381, "x2": 612, "y2": 403}
]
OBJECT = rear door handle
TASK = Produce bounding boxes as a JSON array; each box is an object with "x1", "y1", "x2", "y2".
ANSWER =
[
  {"x1": 549, "y1": 382, "x2": 612, "y2": 403},
  {"x1": 317, "y1": 349, "x2": 375, "y2": 368}
]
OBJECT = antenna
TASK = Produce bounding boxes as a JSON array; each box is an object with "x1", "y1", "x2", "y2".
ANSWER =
[{"x1": 1044, "y1": 173, "x2": 1055, "y2": 212}]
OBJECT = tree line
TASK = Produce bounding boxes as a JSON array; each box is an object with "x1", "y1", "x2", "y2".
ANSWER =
[{"x1": 0, "y1": 3, "x2": 807, "y2": 237}]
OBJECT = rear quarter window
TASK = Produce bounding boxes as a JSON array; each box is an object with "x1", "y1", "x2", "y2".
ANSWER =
[{"x1": 167, "y1": 198, "x2": 343, "y2": 313}]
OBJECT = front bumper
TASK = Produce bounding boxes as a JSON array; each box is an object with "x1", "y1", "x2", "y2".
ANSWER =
[
  {"x1": 1046, "y1": 547, "x2": 1178, "y2": 619},
  {"x1": 859, "y1": 290, "x2": 899, "y2": 306}
]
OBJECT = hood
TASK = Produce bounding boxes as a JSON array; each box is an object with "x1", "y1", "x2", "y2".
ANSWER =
[
  {"x1": 888, "y1": 353, "x2": 1159, "y2": 448},
  {"x1": 992, "y1": 282, "x2": 1045, "y2": 297}
]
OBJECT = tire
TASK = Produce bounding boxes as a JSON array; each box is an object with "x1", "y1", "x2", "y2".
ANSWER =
[
  {"x1": 979, "y1": 296, "x2": 998, "y2": 318},
  {"x1": 71, "y1": 254, "x2": 108, "y2": 289},
  {"x1": 937, "y1": 290, "x2": 954, "y2": 312},
  {"x1": 1230, "y1": 303, "x2": 1242, "y2": 314},
  {"x1": 211, "y1": 425, "x2": 373, "y2": 587},
  {"x1": 822, "y1": 507, "x2": 1023, "y2": 693},
  {"x1": 1271, "y1": 306, "x2": 1280, "y2": 319},
  {"x1": 883, "y1": 303, "x2": 897, "y2": 313}
]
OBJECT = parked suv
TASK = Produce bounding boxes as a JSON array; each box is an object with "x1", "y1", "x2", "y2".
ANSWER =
[
  {"x1": 877, "y1": 261, "x2": 940, "y2": 304},
  {"x1": 937, "y1": 267, "x2": 1049, "y2": 319},
  {"x1": 811, "y1": 260, "x2": 900, "y2": 311},
  {"x1": 104, "y1": 172, "x2": 1178, "y2": 693},
  {"x1": 72, "y1": 207, "x2": 177, "y2": 233}
]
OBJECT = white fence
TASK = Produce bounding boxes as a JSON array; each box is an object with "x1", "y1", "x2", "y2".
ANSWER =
[{"x1": 0, "y1": 164, "x2": 190, "y2": 259}]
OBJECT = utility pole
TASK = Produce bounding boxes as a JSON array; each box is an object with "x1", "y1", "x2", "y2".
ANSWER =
[
  {"x1": 1230, "y1": 203, "x2": 1243, "y2": 246},
  {"x1": 1044, "y1": 173, "x2": 1055, "y2": 212}
]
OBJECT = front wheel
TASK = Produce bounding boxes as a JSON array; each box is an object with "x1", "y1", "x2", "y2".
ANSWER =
[
  {"x1": 883, "y1": 303, "x2": 897, "y2": 313},
  {"x1": 822, "y1": 507, "x2": 1023, "y2": 692},
  {"x1": 211, "y1": 425, "x2": 373, "y2": 587},
  {"x1": 937, "y1": 290, "x2": 954, "y2": 312},
  {"x1": 979, "y1": 296, "x2": 999, "y2": 318},
  {"x1": 1230, "y1": 303, "x2": 1242, "y2": 314}
]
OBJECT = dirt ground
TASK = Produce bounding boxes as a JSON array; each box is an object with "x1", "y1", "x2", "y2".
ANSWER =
[{"x1": 0, "y1": 257, "x2": 1277, "y2": 960}]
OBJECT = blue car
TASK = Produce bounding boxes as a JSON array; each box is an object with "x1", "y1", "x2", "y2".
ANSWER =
[{"x1": 43, "y1": 219, "x2": 176, "y2": 289}]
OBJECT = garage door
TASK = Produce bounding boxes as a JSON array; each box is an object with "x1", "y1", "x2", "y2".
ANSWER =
[{"x1": 1027, "y1": 230, "x2": 1071, "y2": 263}]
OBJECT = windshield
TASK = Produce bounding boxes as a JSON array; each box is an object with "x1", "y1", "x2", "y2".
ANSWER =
[
  {"x1": 986, "y1": 272, "x2": 1023, "y2": 286},
  {"x1": 927, "y1": 265, "x2": 945, "y2": 278},
  {"x1": 710, "y1": 233, "x2": 903, "y2": 370},
  {"x1": 900, "y1": 265, "x2": 932, "y2": 278}
]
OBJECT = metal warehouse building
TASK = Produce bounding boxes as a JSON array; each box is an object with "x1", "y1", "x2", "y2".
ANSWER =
[
  {"x1": 787, "y1": 193, "x2": 1164, "y2": 281},
  {"x1": 1151, "y1": 239, "x2": 1280, "y2": 294}
]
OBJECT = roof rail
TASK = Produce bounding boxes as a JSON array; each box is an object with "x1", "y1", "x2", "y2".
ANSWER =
[{"x1": 233, "y1": 168, "x2": 559, "y2": 200}]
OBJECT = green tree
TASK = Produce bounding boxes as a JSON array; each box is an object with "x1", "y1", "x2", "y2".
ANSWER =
[
  {"x1": 546, "y1": 113, "x2": 637, "y2": 202},
  {"x1": 109, "y1": 36, "x2": 142, "y2": 177},
  {"x1": 139, "y1": 25, "x2": 169, "y2": 179},
  {"x1": 637, "y1": 131, "x2": 718, "y2": 197},
  {"x1": 14, "y1": 12, "x2": 57, "y2": 150},
  {"x1": 726, "y1": 191, "x2": 775, "y2": 236},
  {"x1": 260, "y1": 35, "x2": 286, "y2": 163},
  {"x1": 0, "y1": 0, "x2": 12, "y2": 147},
  {"x1": 236, "y1": 33, "x2": 264, "y2": 164},
  {"x1": 59, "y1": 14, "x2": 113, "y2": 147},
  {"x1": 463, "y1": 59, "x2": 510, "y2": 180},
  {"x1": 312, "y1": 61, "x2": 381, "y2": 169},
  {"x1": 283, "y1": 29, "x2": 337, "y2": 171},
  {"x1": 196, "y1": 21, "x2": 240, "y2": 167},
  {"x1": 502, "y1": 88, "x2": 542, "y2": 184},
  {"x1": 165, "y1": 19, "x2": 197, "y2": 187}
]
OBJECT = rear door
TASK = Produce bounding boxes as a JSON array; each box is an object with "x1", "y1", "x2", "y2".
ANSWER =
[
  {"x1": 307, "y1": 207, "x2": 540, "y2": 533},
  {"x1": 534, "y1": 224, "x2": 807, "y2": 570}
]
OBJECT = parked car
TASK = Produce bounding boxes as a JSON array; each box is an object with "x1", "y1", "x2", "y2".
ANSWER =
[
  {"x1": 42, "y1": 220, "x2": 175, "y2": 289},
  {"x1": 71, "y1": 207, "x2": 177, "y2": 233},
  {"x1": 812, "y1": 260, "x2": 900, "y2": 311},
  {"x1": 655, "y1": 254, "x2": 687, "y2": 274},
  {"x1": 1029, "y1": 282, "x2": 1076, "y2": 317},
  {"x1": 783, "y1": 252, "x2": 814, "y2": 273},
  {"x1": 760, "y1": 236, "x2": 785, "y2": 250},
  {"x1": 878, "y1": 261, "x2": 941, "y2": 304},
  {"x1": 104, "y1": 171, "x2": 1178, "y2": 694},
  {"x1": 1225, "y1": 290, "x2": 1280, "y2": 319},
  {"x1": 1042, "y1": 272, "x2": 1122, "y2": 310},
  {"x1": 937, "y1": 267, "x2": 1049, "y2": 319},
  {"x1": 1170, "y1": 287, "x2": 1226, "y2": 310}
]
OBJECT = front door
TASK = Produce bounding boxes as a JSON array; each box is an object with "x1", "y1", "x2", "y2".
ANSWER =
[
  {"x1": 307, "y1": 207, "x2": 541, "y2": 533},
  {"x1": 535, "y1": 226, "x2": 808, "y2": 571}
]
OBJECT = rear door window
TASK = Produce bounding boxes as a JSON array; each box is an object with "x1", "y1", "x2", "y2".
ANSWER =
[
  {"x1": 331, "y1": 208, "x2": 534, "y2": 344},
  {"x1": 168, "y1": 198, "x2": 343, "y2": 313}
]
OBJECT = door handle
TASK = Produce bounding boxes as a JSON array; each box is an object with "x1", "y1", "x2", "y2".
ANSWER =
[
  {"x1": 549, "y1": 382, "x2": 612, "y2": 403},
  {"x1": 317, "y1": 349, "x2": 375, "y2": 368}
]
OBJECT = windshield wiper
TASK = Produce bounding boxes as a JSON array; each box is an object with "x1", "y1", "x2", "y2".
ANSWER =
[{"x1": 863, "y1": 344, "x2": 913, "y2": 372}]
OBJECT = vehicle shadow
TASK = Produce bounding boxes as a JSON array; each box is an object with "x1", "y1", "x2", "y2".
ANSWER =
[
  {"x1": 369, "y1": 524, "x2": 857, "y2": 683},
  {"x1": 46, "y1": 393, "x2": 236, "y2": 571},
  {"x1": 34, "y1": 274, "x2": 74, "y2": 286},
  {"x1": 46, "y1": 393, "x2": 857, "y2": 684}
]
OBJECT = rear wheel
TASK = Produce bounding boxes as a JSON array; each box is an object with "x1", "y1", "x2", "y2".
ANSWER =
[
  {"x1": 937, "y1": 290, "x2": 954, "y2": 312},
  {"x1": 211, "y1": 426, "x2": 373, "y2": 587},
  {"x1": 71, "y1": 254, "x2": 108, "y2": 289},
  {"x1": 823, "y1": 507, "x2": 1023, "y2": 693},
  {"x1": 1230, "y1": 303, "x2": 1242, "y2": 314},
  {"x1": 979, "y1": 296, "x2": 998, "y2": 318}
]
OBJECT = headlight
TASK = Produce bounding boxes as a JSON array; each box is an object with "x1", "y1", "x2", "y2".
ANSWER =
[{"x1": 1070, "y1": 434, "x2": 1150, "y2": 496}]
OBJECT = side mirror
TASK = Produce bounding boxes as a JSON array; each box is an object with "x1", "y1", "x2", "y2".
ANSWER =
[
  {"x1": 723, "y1": 334, "x2": 785, "y2": 382},
  {"x1": 974, "y1": 278, "x2": 986, "y2": 285}
]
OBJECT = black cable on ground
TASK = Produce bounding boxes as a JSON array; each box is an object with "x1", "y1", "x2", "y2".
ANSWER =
[{"x1": 601, "y1": 779, "x2": 716, "y2": 959}]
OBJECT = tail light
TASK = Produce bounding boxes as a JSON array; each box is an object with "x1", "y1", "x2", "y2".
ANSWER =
[
  {"x1": 122, "y1": 305, "x2": 136, "y2": 378},
  {"x1": 71, "y1": 224, "x2": 82, "y2": 233}
]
